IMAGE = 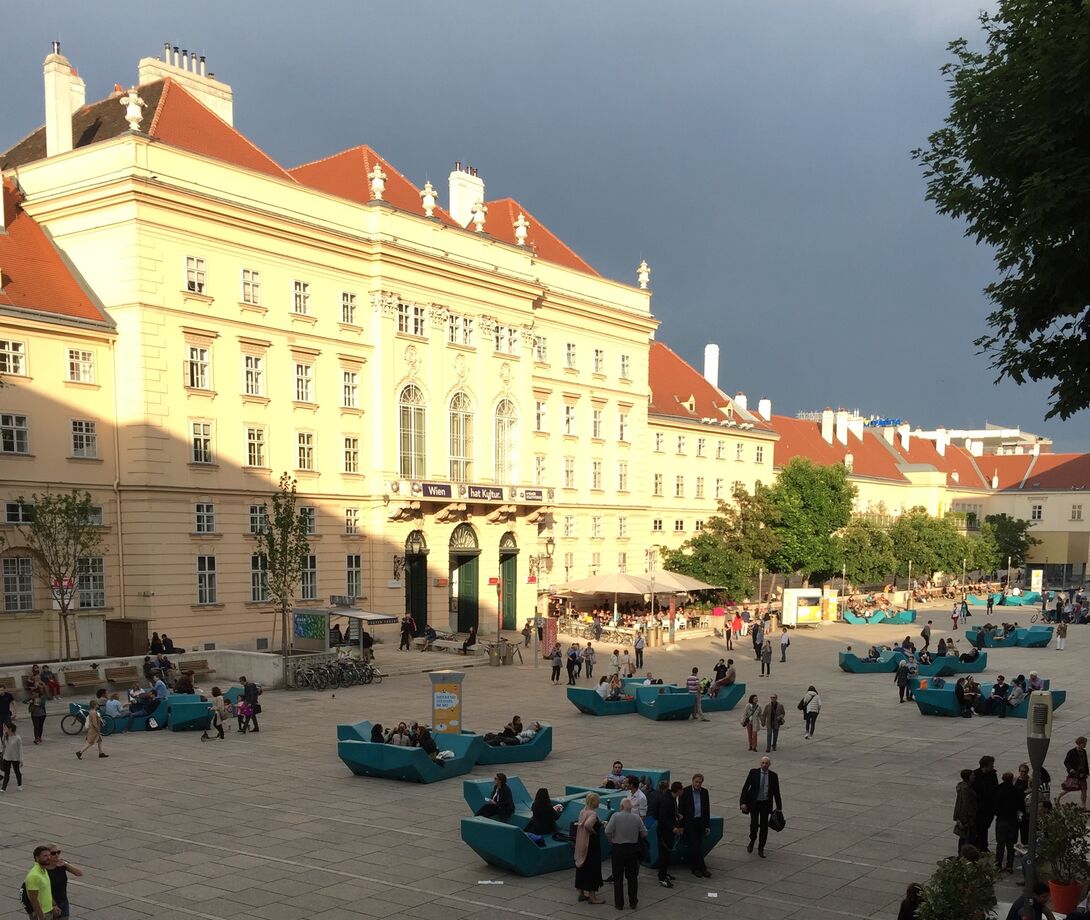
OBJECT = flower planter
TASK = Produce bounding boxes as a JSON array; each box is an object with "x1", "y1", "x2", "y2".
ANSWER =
[{"x1": 1048, "y1": 879, "x2": 1083, "y2": 915}]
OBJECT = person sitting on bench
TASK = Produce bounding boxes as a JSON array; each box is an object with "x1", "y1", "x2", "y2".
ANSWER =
[
  {"x1": 484, "y1": 720, "x2": 542, "y2": 746},
  {"x1": 960, "y1": 646, "x2": 980, "y2": 663},
  {"x1": 1028, "y1": 671, "x2": 1044, "y2": 691},
  {"x1": 104, "y1": 693, "x2": 135, "y2": 732},
  {"x1": 173, "y1": 670, "x2": 196, "y2": 695},
  {"x1": 989, "y1": 676, "x2": 1012, "y2": 716},
  {"x1": 954, "y1": 678, "x2": 974, "y2": 718},
  {"x1": 603, "y1": 761, "x2": 626, "y2": 789},
  {"x1": 369, "y1": 723, "x2": 385, "y2": 743},
  {"x1": 385, "y1": 722, "x2": 412, "y2": 746},
  {"x1": 420, "y1": 625, "x2": 437, "y2": 652},
  {"x1": 142, "y1": 656, "x2": 158, "y2": 681},
  {"x1": 863, "y1": 645, "x2": 881, "y2": 663},
  {"x1": 710, "y1": 659, "x2": 736, "y2": 697},
  {"x1": 39, "y1": 666, "x2": 60, "y2": 699},
  {"x1": 524, "y1": 787, "x2": 562, "y2": 840},
  {"x1": 476, "y1": 773, "x2": 515, "y2": 820},
  {"x1": 1006, "y1": 676, "x2": 1027, "y2": 712},
  {"x1": 155, "y1": 654, "x2": 174, "y2": 677},
  {"x1": 936, "y1": 638, "x2": 948, "y2": 657},
  {"x1": 461, "y1": 626, "x2": 478, "y2": 655},
  {"x1": 161, "y1": 633, "x2": 184, "y2": 654}
]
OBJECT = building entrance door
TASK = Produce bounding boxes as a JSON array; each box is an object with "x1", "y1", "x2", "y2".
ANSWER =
[
  {"x1": 499, "y1": 531, "x2": 519, "y2": 631},
  {"x1": 448, "y1": 524, "x2": 480, "y2": 634},
  {"x1": 404, "y1": 530, "x2": 428, "y2": 634}
]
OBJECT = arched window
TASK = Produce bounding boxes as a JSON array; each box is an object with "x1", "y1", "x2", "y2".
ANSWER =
[
  {"x1": 398, "y1": 385, "x2": 425, "y2": 478},
  {"x1": 494, "y1": 398, "x2": 517, "y2": 484},
  {"x1": 449, "y1": 392, "x2": 474, "y2": 482}
]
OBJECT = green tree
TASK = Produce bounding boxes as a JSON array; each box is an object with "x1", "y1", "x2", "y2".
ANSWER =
[
  {"x1": 836, "y1": 519, "x2": 897, "y2": 586},
  {"x1": 14, "y1": 490, "x2": 105, "y2": 660},
  {"x1": 916, "y1": 856, "x2": 997, "y2": 920},
  {"x1": 255, "y1": 473, "x2": 311, "y2": 685},
  {"x1": 982, "y1": 513, "x2": 1039, "y2": 568},
  {"x1": 766, "y1": 458, "x2": 855, "y2": 582},
  {"x1": 962, "y1": 525, "x2": 1000, "y2": 575},
  {"x1": 914, "y1": 0, "x2": 1090, "y2": 419},
  {"x1": 888, "y1": 508, "x2": 965, "y2": 580}
]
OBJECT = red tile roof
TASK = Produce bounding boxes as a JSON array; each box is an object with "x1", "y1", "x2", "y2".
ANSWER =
[
  {"x1": 886, "y1": 435, "x2": 989, "y2": 489},
  {"x1": 0, "y1": 180, "x2": 109, "y2": 325},
  {"x1": 991, "y1": 453, "x2": 1090, "y2": 491},
  {"x1": 484, "y1": 198, "x2": 599, "y2": 276},
  {"x1": 772, "y1": 415, "x2": 907, "y2": 482},
  {"x1": 648, "y1": 342, "x2": 773, "y2": 431},
  {"x1": 290, "y1": 146, "x2": 457, "y2": 224}
]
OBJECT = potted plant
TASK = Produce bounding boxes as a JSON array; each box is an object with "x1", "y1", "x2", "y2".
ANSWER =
[
  {"x1": 916, "y1": 857, "x2": 997, "y2": 920},
  {"x1": 1037, "y1": 802, "x2": 1090, "y2": 914}
]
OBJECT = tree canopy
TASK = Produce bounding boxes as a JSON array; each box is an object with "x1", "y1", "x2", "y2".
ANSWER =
[
  {"x1": 915, "y1": 0, "x2": 1090, "y2": 419},
  {"x1": 766, "y1": 459, "x2": 855, "y2": 580},
  {"x1": 982, "y1": 513, "x2": 1039, "y2": 567},
  {"x1": 837, "y1": 519, "x2": 897, "y2": 586}
]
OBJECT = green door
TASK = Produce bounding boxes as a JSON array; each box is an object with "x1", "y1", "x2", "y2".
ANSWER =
[
  {"x1": 455, "y1": 555, "x2": 479, "y2": 633},
  {"x1": 500, "y1": 552, "x2": 517, "y2": 630},
  {"x1": 406, "y1": 554, "x2": 428, "y2": 633}
]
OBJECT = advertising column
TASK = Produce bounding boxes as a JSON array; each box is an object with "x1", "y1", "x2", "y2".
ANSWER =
[{"x1": 430, "y1": 670, "x2": 465, "y2": 734}]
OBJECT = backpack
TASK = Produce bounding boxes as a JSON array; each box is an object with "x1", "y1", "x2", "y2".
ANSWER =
[{"x1": 19, "y1": 882, "x2": 32, "y2": 915}]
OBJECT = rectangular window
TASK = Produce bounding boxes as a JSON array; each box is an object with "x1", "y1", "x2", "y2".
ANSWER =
[
  {"x1": 533, "y1": 335, "x2": 547, "y2": 362},
  {"x1": 677, "y1": 436, "x2": 686, "y2": 455},
  {"x1": 344, "y1": 436, "x2": 360, "y2": 473},
  {"x1": 1031, "y1": 504, "x2": 1043, "y2": 521},
  {"x1": 297, "y1": 432, "x2": 315, "y2": 470},
  {"x1": 76, "y1": 556, "x2": 105, "y2": 609},
  {"x1": 534, "y1": 455, "x2": 546, "y2": 485},
  {"x1": 564, "y1": 405, "x2": 576, "y2": 436},
  {"x1": 196, "y1": 555, "x2": 217, "y2": 605},
  {"x1": 346, "y1": 554, "x2": 362, "y2": 599},
  {"x1": 716, "y1": 441, "x2": 726, "y2": 460},
  {"x1": 295, "y1": 363, "x2": 314, "y2": 403},
  {"x1": 341, "y1": 291, "x2": 357, "y2": 325},
  {"x1": 195, "y1": 502, "x2": 216, "y2": 534},
  {"x1": 591, "y1": 460, "x2": 602, "y2": 490},
  {"x1": 250, "y1": 553, "x2": 269, "y2": 602},
  {"x1": 71, "y1": 420, "x2": 97, "y2": 458},
  {"x1": 243, "y1": 355, "x2": 264, "y2": 396},
  {"x1": 756, "y1": 445, "x2": 765, "y2": 463},
  {"x1": 0, "y1": 340, "x2": 26, "y2": 376},
  {"x1": 591, "y1": 516, "x2": 602, "y2": 538},
  {"x1": 618, "y1": 462, "x2": 629, "y2": 492},
  {"x1": 186, "y1": 345, "x2": 211, "y2": 390},
  {"x1": 185, "y1": 256, "x2": 206, "y2": 294},
  {"x1": 299, "y1": 506, "x2": 317, "y2": 535},
  {"x1": 293, "y1": 280, "x2": 311, "y2": 315},
  {"x1": 242, "y1": 268, "x2": 261, "y2": 305},
  {"x1": 675, "y1": 475, "x2": 685, "y2": 498},
  {"x1": 736, "y1": 442, "x2": 744, "y2": 461},
  {"x1": 67, "y1": 349, "x2": 95, "y2": 383},
  {"x1": 342, "y1": 370, "x2": 359, "y2": 408},
  {"x1": 694, "y1": 520, "x2": 704, "y2": 532},
  {"x1": 447, "y1": 313, "x2": 475, "y2": 346},
  {"x1": 84, "y1": 506, "x2": 103, "y2": 527},
  {"x1": 593, "y1": 348, "x2": 604, "y2": 373},
  {"x1": 565, "y1": 342, "x2": 577, "y2": 369},
  {"x1": 674, "y1": 519, "x2": 685, "y2": 532},
  {"x1": 618, "y1": 516, "x2": 628, "y2": 538},
  {"x1": 715, "y1": 478, "x2": 724, "y2": 500},
  {"x1": 345, "y1": 507, "x2": 360, "y2": 534},
  {"x1": 592, "y1": 409, "x2": 603, "y2": 439},
  {"x1": 397, "y1": 301, "x2": 425, "y2": 336},
  {"x1": 653, "y1": 473, "x2": 663, "y2": 497},
  {"x1": 300, "y1": 554, "x2": 317, "y2": 600},
  {"x1": 191, "y1": 421, "x2": 213, "y2": 464},
  {"x1": 618, "y1": 551, "x2": 627, "y2": 573},
  {"x1": 590, "y1": 552, "x2": 601, "y2": 575},
  {"x1": 618, "y1": 412, "x2": 629, "y2": 442},
  {"x1": 5, "y1": 502, "x2": 31, "y2": 524},
  {"x1": 695, "y1": 477, "x2": 705, "y2": 499},
  {"x1": 563, "y1": 552, "x2": 574, "y2": 581},
  {"x1": 652, "y1": 518, "x2": 663, "y2": 532},
  {"x1": 563, "y1": 515, "x2": 576, "y2": 538},
  {"x1": 563, "y1": 457, "x2": 575, "y2": 488},
  {"x1": 246, "y1": 427, "x2": 266, "y2": 467},
  {"x1": 654, "y1": 433, "x2": 664, "y2": 452},
  {"x1": 1074, "y1": 504, "x2": 1084, "y2": 522},
  {"x1": 494, "y1": 324, "x2": 518, "y2": 354},
  {"x1": 2, "y1": 556, "x2": 33, "y2": 611},
  {"x1": 697, "y1": 437, "x2": 706, "y2": 457},
  {"x1": 620, "y1": 354, "x2": 631, "y2": 378},
  {"x1": 534, "y1": 400, "x2": 548, "y2": 432},
  {"x1": 248, "y1": 504, "x2": 267, "y2": 534}
]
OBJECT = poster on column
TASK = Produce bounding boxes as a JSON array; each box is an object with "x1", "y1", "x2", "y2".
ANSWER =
[
  {"x1": 432, "y1": 680, "x2": 463, "y2": 734},
  {"x1": 1030, "y1": 569, "x2": 1043, "y2": 594},
  {"x1": 542, "y1": 616, "x2": 558, "y2": 658}
]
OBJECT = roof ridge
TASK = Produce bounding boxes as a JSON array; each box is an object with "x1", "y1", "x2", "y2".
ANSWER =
[
  {"x1": 146, "y1": 77, "x2": 170, "y2": 136},
  {"x1": 289, "y1": 144, "x2": 369, "y2": 173},
  {"x1": 492, "y1": 196, "x2": 596, "y2": 273}
]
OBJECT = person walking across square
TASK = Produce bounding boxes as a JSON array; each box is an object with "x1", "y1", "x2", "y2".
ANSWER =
[
  {"x1": 687, "y1": 667, "x2": 709, "y2": 721},
  {"x1": 655, "y1": 781, "x2": 683, "y2": 888},
  {"x1": 760, "y1": 694, "x2": 785, "y2": 752},
  {"x1": 679, "y1": 774, "x2": 712, "y2": 878},
  {"x1": 779, "y1": 630, "x2": 790, "y2": 662},
  {"x1": 1, "y1": 721, "x2": 24, "y2": 791},
  {"x1": 740, "y1": 756, "x2": 782, "y2": 858},
  {"x1": 634, "y1": 631, "x2": 645, "y2": 670}
]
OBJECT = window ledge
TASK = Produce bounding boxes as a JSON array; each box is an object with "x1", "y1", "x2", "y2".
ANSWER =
[
  {"x1": 563, "y1": 366, "x2": 578, "y2": 374},
  {"x1": 619, "y1": 376, "x2": 632, "y2": 384},
  {"x1": 1, "y1": 453, "x2": 37, "y2": 459},
  {"x1": 191, "y1": 603, "x2": 225, "y2": 610},
  {"x1": 68, "y1": 456, "x2": 103, "y2": 463},
  {"x1": 447, "y1": 342, "x2": 477, "y2": 353},
  {"x1": 244, "y1": 601, "x2": 273, "y2": 608},
  {"x1": 338, "y1": 322, "x2": 363, "y2": 334},
  {"x1": 182, "y1": 290, "x2": 214, "y2": 305},
  {"x1": 242, "y1": 394, "x2": 270, "y2": 406},
  {"x1": 294, "y1": 469, "x2": 320, "y2": 477},
  {"x1": 188, "y1": 462, "x2": 220, "y2": 470},
  {"x1": 294, "y1": 401, "x2": 319, "y2": 411},
  {"x1": 395, "y1": 332, "x2": 429, "y2": 344},
  {"x1": 290, "y1": 312, "x2": 318, "y2": 325},
  {"x1": 190, "y1": 532, "x2": 224, "y2": 540},
  {"x1": 341, "y1": 533, "x2": 365, "y2": 540},
  {"x1": 242, "y1": 465, "x2": 272, "y2": 474},
  {"x1": 340, "y1": 406, "x2": 364, "y2": 416},
  {"x1": 493, "y1": 352, "x2": 520, "y2": 360},
  {"x1": 184, "y1": 387, "x2": 217, "y2": 399},
  {"x1": 64, "y1": 380, "x2": 100, "y2": 390},
  {"x1": 239, "y1": 301, "x2": 267, "y2": 315}
]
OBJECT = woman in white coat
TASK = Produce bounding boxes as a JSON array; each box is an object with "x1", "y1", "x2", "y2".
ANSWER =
[{"x1": 801, "y1": 685, "x2": 822, "y2": 739}]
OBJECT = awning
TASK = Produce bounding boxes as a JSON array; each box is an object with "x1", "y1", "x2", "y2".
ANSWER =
[{"x1": 297, "y1": 607, "x2": 399, "y2": 626}]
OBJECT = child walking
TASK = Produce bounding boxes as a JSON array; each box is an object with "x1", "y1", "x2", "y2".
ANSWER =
[{"x1": 1, "y1": 721, "x2": 23, "y2": 791}]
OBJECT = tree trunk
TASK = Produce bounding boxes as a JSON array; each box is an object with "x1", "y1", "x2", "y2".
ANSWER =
[{"x1": 61, "y1": 612, "x2": 71, "y2": 661}]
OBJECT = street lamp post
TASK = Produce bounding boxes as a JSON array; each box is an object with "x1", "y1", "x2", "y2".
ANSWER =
[
  {"x1": 908, "y1": 559, "x2": 913, "y2": 594},
  {"x1": 1023, "y1": 691, "x2": 1054, "y2": 920},
  {"x1": 1007, "y1": 555, "x2": 1012, "y2": 591},
  {"x1": 961, "y1": 557, "x2": 967, "y2": 594}
]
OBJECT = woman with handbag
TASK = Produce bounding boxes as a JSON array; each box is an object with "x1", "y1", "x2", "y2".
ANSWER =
[
  {"x1": 574, "y1": 792, "x2": 605, "y2": 904},
  {"x1": 800, "y1": 686, "x2": 821, "y2": 739},
  {"x1": 741, "y1": 694, "x2": 760, "y2": 752}
]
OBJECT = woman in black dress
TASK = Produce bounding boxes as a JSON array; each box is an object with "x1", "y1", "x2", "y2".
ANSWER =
[
  {"x1": 896, "y1": 882, "x2": 922, "y2": 920},
  {"x1": 525, "y1": 788, "x2": 559, "y2": 837},
  {"x1": 574, "y1": 792, "x2": 605, "y2": 904}
]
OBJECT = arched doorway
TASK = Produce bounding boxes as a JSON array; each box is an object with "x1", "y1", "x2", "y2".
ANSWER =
[
  {"x1": 404, "y1": 530, "x2": 428, "y2": 635},
  {"x1": 449, "y1": 524, "x2": 480, "y2": 633},
  {"x1": 499, "y1": 532, "x2": 519, "y2": 631}
]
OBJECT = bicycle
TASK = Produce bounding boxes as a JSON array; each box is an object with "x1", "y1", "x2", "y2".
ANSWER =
[{"x1": 60, "y1": 703, "x2": 117, "y2": 737}]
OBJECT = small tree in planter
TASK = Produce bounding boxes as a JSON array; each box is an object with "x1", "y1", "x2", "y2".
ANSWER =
[
  {"x1": 1037, "y1": 803, "x2": 1090, "y2": 912},
  {"x1": 917, "y1": 857, "x2": 997, "y2": 920}
]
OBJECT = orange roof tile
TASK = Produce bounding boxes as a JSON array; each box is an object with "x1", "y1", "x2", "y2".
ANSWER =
[
  {"x1": 0, "y1": 180, "x2": 109, "y2": 325},
  {"x1": 992, "y1": 453, "x2": 1090, "y2": 491},
  {"x1": 484, "y1": 198, "x2": 599, "y2": 276},
  {"x1": 772, "y1": 415, "x2": 907, "y2": 482},
  {"x1": 290, "y1": 146, "x2": 457, "y2": 225},
  {"x1": 648, "y1": 342, "x2": 773, "y2": 431},
  {"x1": 886, "y1": 435, "x2": 990, "y2": 489}
]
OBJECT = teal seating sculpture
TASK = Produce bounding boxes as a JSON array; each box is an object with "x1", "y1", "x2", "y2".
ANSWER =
[
  {"x1": 475, "y1": 725, "x2": 553, "y2": 765},
  {"x1": 567, "y1": 686, "x2": 637, "y2": 716},
  {"x1": 337, "y1": 720, "x2": 483, "y2": 783},
  {"x1": 838, "y1": 651, "x2": 904, "y2": 673},
  {"x1": 965, "y1": 627, "x2": 1052, "y2": 648},
  {"x1": 844, "y1": 610, "x2": 917, "y2": 625},
  {"x1": 915, "y1": 685, "x2": 1066, "y2": 718},
  {"x1": 570, "y1": 682, "x2": 746, "y2": 720},
  {"x1": 634, "y1": 685, "x2": 698, "y2": 721},
  {"x1": 916, "y1": 652, "x2": 988, "y2": 677},
  {"x1": 167, "y1": 696, "x2": 214, "y2": 731},
  {"x1": 70, "y1": 692, "x2": 207, "y2": 732}
]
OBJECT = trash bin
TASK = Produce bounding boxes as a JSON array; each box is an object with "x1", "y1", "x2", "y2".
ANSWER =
[
  {"x1": 502, "y1": 644, "x2": 516, "y2": 666},
  {"x1": 488, "y1": 645, "x2": 502, "y2": 667}
]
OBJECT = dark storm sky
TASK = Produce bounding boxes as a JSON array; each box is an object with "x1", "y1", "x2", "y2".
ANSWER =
[{"x1": 7, "y1": 0, "x2": 1087, "y2": 450}]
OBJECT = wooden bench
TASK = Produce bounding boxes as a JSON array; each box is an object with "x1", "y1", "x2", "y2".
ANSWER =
[
  {"x1": 0, "y1": 676, "x2": 16, "y2": 692},
  {"x1": 178, "y1": 659, "x2": 215, "y2": 677},
  {"x1": 413, "y1": 637, "x2": 482, "y2": 655},
  {"x1": 65, "y1": 668, "x2": 103, "y2": 690},
  {"x1": 105, "y1": 665, "x2": 142, "y2": 687}
]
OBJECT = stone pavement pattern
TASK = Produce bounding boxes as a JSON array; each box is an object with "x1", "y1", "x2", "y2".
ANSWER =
[{"x1": 2, "y1": 604, "x2": 1086, "y2": 920}]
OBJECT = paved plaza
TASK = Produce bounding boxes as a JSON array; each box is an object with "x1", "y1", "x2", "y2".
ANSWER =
[{"x1": 2, "y1": 604, "x2": 1086, "y2": 920}]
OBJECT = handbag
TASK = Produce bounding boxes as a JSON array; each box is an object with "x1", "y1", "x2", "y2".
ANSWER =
[
  {"x1": 797, "y1": 698, "x2": 806, "y2": 711},
  {"x1": 1062, "y1": 771, "x2": 1082, "y2": 793},
  {"x1": 768, "y1": 809, "x2": 786, "y2": 833}
]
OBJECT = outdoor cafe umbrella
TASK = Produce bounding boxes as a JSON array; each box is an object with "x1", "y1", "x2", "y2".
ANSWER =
[{"x1": 557, "y1": 572, "x2": 656, "y2": 625}]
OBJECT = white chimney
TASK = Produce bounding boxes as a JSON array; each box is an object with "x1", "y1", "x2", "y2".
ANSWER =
[
  {"x1": 448, "y1": 162, "x2": 485, "y2": 229},
  {"x1": 703, "y1": 344, "x2": 719, "y2": 388},
  {"x1": 820, "y1": 408, "x2": 834, "y2": 444},
  {"x1": 882, "y1": 426, "x2": 895, "y2": 445},
  {"x1": 734, "y1": 391, "x2": 747, "y2": 412},
  {"x1": 848, "y1": 416, "x2": 864, "y2": 441},
  {"x1": 1032, "y1": 442, "x2": 1040, "y2": 456},
  {"x1": 137, "y1": 42, "x2": 234, "y2": 125},
  {"x1": 835, "y1": 409, "x2": 848, "y2": 446},
  {"x1": 1014, "y1": 445, "x2": 1024, "y2": 455},
  {"x1": 757, "y1": 398, "x2": 771, "y2": 422},
  {"x1": 991, "y1": 470, "x2": 999, "y2": 489},
  {"x1": 971, "y1": 440, "x2": 984, "y2": 458},
  {"x1": 69, "y1": 67, "x2": 86, "y2": 113},
  {"x1": 935, "y1": 427, "x2": 947, "y2": 457},
  {"x1": 44, "y1": 42, "x2": 75, "y2": 157},
  {"x1": 844, "y1": 452, "x2": 854, "y2": 472},
  {"x1": 898, "y1": 423, "x2": 911, "y2": 451}
]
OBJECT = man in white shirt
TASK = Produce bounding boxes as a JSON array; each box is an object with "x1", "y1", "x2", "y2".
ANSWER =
[{"x1": 624, "y1": 775, "x2": 648, "y2": 820}]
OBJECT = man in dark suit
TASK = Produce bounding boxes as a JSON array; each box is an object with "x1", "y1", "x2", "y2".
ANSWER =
[
  {"x1": 678, "y1": 773, "x2": 712, "y2": 878},
  {"x1": 740, "y1": 756, "x2": 782, "y2": 857},
  {"x1": 656, "y1": 781, "x2": 684, "y2": 887}
]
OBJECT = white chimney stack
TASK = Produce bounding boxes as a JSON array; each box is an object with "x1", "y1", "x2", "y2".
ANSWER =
[
  {"x1": 448, "y1": 161, "x2": 485, "y2": 229},
  {"x1": 882, "y1": 426, "x2": 895, "y2": 445},
  {"x1": 935, "y1": 427, "x2": 947, "y2": 457},
  {"x1": 898, "y1": 423, "x2": 911, "y2": 452},
  {"x1": 971, "y1": 440, "x2": 984, "y2": 457},
  {"x1": 44, "y1": 42, "x2": 76, "y2": 157},
  {"x1": 848, "y1": 416, "x2": 864, "y2": 441},
  {"x1": 757, "y1": 398, "x2": 771, "y2": 422},
  {"x1": 835, "y1": 409, "x2": 848, "y2": 446},
  {"x1": 734, "y1": 391, "x2": 747, "y2": 412},
  {"x1": 703, "y1": 344, "x2": 719, "y2": 389},
  {"x1": 821, "y1": 408, "x2": 834, "y2": 445},
  {"x1": 991, "y1": 470, "x2": 999, "y2": 489},
  {"x1": 137, "y1": 42, "x2": 234, "y2": 125},
  {"x1": 1032, "y1": 441, "x2": 1040, "y2": 456}
]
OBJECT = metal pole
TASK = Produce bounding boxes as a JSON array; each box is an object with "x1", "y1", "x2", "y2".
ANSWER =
[
  {"x1": 758, "y1": 568, "x2": 763, "y2": 605},
  {"x1": 841, "y1": 563, "x2": 846, "y2": 597},
  {"x1": 1007, "y1": 556, "x2": 1011, "y2": 591},
  {"x1": 1024, "y1": 695, "x2": 1052, "y2": 920},
  {"x1": 908, "y1": 559, "x2": 912, "y2": 594}
]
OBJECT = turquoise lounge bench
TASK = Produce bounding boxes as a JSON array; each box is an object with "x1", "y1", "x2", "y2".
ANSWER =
[
  {"x1": 71, "y1": 693, "x2": 204, "y2": 732},
  {"x1": 167, "y1": 697, "x2": 213, "y2": 731},
  {"x1": 843, "y1": 611, "x2": 866, "y2": 624},
  {"x1": 635, "y1": 685, "x2": 696, "y2": 721},
  {"x1": 887, "y1": 610, "x2": 918, "y2": 624},
  {"x1": 475, "y1": 725, "x2": 553, "y2": 765},
  {"x1": 838, "y1": 651, "x2": 904, "y2": 673},
  {"x1": 704, "y1": 682, "x2": 747, "y2": 712},
  {"x1": 965, "y1": 628, "x2": 1017, "y2": 648},
  {"x1": 567, "y1": 686, "x2": 637, "y2": 716},
  {"x1": 915, "y1": 685, "x2": 1066, "y2": 718},
  {"x1": 337, "y1": 720, "x2": 483, "y2": 783},
  {"x1": 1015, "y1": 626, "x2": 1053, "y2": 648},
  {"x1": 564, "y1": 767, "x2": 671, "y2": 797}
]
